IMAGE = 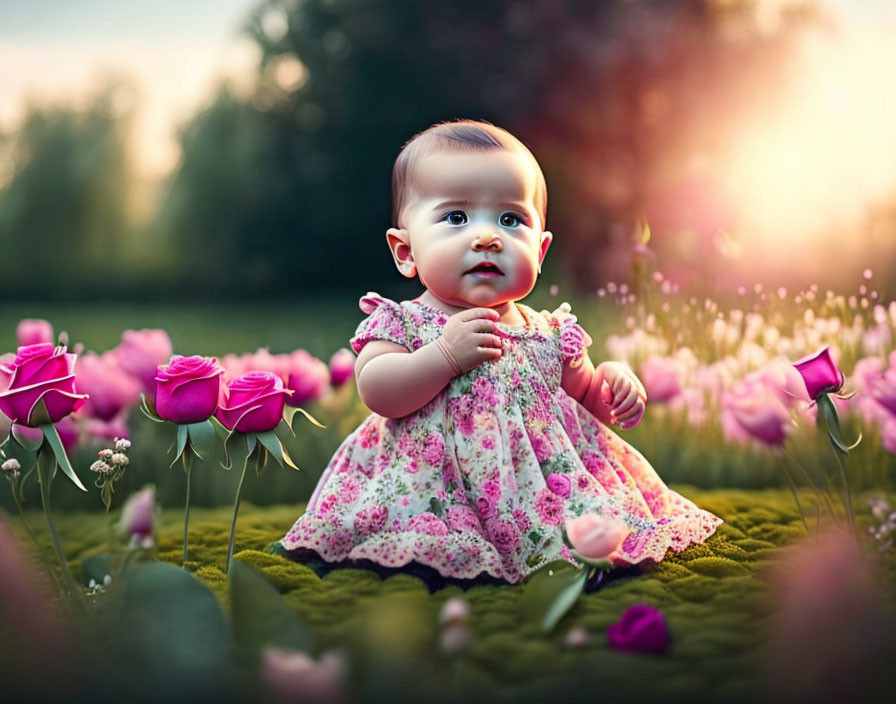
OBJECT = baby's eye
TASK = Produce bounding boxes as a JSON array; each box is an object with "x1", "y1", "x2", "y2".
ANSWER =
[
  {"x1": 499, "y1": 212, "x2": 523, "y2": 228},
  {"x1": 444, "y1": 211, "x2": 468, "y2": 226}
]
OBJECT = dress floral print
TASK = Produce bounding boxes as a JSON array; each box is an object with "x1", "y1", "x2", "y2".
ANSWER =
[{"x1": 280, "y1": 293, "x2": 722, "y2": 583}]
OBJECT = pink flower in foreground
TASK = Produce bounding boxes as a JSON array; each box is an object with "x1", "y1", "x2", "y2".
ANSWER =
[
  {"x1": 16, "y1": 318, "x2": 54, "y2": 347},
  {"x1": 216, "y1": 371, "x2": 292, "y2": 433},
  {"x1": 0, "y1": 344, "x2": 88, "y2": 426},
  {"x1": 328, "y1": 348, "x2": 355, "y2": 387},
  {"x1": 261, "y1": 648, "x2": 345, "y2": 704},
  {"x1": 607, "y1": 604, "x2": 669, "y2": 654},
  {"x1": 565, "y1": 513, "x2": 628, "y2": 560},
  {"x1": 285, "y1": 350, "x2": 330, "y2": 406},
  {"x1": 154, "y1": 355, "x2": 224, "y2": 424},
  {"x1": 113, "y1": 329, "x2": 173, "y2": 392},
  {"x1": 75, "y1": 351, "x2": 142, "y2": 421},
  {"x1": 793, "y1": 346, "x2": 845, "y2": 401}
]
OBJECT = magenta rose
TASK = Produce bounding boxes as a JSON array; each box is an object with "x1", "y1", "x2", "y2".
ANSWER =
[
  {"x1": 154, "y1": 355, "x2": 224, "y2": 424},
  {"x1": 113, "y1": 329, "x2": 173, "y2": 392},
  {"x1": 607, "y1": 604, "x2": 670, "y2": 654},
  {"x1": 216, "y1": 371, "x2": 292, "y2": 433},
  {"x1": 793, "y1": 347, "x2": 845, "y2": 401},
  {"x1": 0, "y1": 344, "x2": 88, "y2": 427},
  {"x1": 16, "y1": 318, "x2": 54, "y2": 347},
  {"x1": 328, "y1": 348, "x2": 355, "y2": 387}
]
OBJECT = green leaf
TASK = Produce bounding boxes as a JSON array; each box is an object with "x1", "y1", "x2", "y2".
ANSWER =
[
  {"x1": 118, "y1": 563, "x2": 232, "y2": 689},
  {"x1": 283, "y1": 405, "x2": 326, "y2": 434},
  {"x1": 429, "y1": 497, "x2": 444, "y2": 517},
  {"x1": 521, "y1": 560, "x2": 588, "y2": 633},
  {"x1": 3, "y1": 433, "x2": 39, "y2": 473},
  {"x1": 187, "y1": 420, "x2": 215, "y2": 460},
  {"x1": 171, "y1": 424, "x2": 189, "y2": 468},
  {"x1": 246, "y1": 432, "x2": 257, "y2": 458},
  {"x1": 256, "y1": 430, "x2": 286, "y2": 469},
  {"x1": 40, "y1": 423, "x2": 86, "y2": 491},
  {"x1": 818, "y1": 393, "x2": 861, "y2": 455},
  {"x1": 12, "y1": 425, "x2": 44, "y2": 452},
  {"x1": 229, "y1": 559, "x2": 312, "y2": 655},
  {"x1": 139, "y1": 393, "x2": 165, "y2": 423}
]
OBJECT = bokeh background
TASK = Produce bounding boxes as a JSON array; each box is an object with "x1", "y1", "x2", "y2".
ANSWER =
[{"x1": 2, "y1": 0, "x2": 896, "y2": 509}]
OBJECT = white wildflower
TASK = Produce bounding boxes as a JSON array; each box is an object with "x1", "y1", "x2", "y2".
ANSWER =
[
  {"x1": 90, "y1": 460, "x2": 112, "y2": 475},
  {"x1": 110, "y1": 453, "x2": 129, "y2": 467},
  {"x1": 114, "y1": 438, "x2": 131, "y2": 451}
]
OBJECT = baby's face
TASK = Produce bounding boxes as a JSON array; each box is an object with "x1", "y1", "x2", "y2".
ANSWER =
[{"x1": 393, "y1": 149, "x2": 551, "y2": 311}]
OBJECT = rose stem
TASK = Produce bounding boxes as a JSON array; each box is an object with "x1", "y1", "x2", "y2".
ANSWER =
[
  {"x1": 831, "y1": 450, "x2": 857, "y2": 534},
  {"x1": 226, "y1": 448, "x2": 251, "y2": 575},
  {"x1": 36, "y1": 449, "x2": 80, "y2": 598},
  {"x1": 774, "y1": 450, "x2": 810, "y2": 535},
  {"x1": 182, "y1": 450, "x2": 193, "y2": 567}
]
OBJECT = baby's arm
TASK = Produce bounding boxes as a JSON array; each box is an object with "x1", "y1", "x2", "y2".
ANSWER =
[
  {"x1": 562, "y1": 355, "x2": 647, "y2": 429},
  {"x1": 355, "y1": 307, "x2": 502, "y2": 418}
]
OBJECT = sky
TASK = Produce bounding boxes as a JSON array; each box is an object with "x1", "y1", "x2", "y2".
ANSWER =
[
  {"x1": 0, "y1": 0, "x2": 260, "y2": 180},
  {"x1": 0, "y1": 0, "x2": 894, "y2": 187}
]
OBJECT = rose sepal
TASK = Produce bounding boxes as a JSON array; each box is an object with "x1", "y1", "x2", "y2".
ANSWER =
[
  {"x1": 279, "y1": 405, "x2": 326, "y2": 437},
  {"x1": 816, "y1": 392, "x2": 862, "y2": 456},
  {"x1": 256, "y1": 429, "x2": 300, "y2": 472},
  {"x1": 521, "y1": 559, "x2": 588, "y2": 633},
  {"x1": 139, "y1": 393, "x2": 165, "y2": 423},
  {"x1": 1, "y1": 426, "x2": 40, "y2": 474},
  {"x1": 40, "y1": 421, "x2": 87, "y2": 491},
  {"x1": 560, "y1": 523, "x2": 614, "y2": 569}
]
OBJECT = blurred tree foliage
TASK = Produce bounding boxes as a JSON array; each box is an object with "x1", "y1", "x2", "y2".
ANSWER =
[
  {"x1": 0, "y1": 88, "x2": 136, "y2": 300},
  {"x1": 1, "y1": 0, "x2": 823, "y2": 300}
]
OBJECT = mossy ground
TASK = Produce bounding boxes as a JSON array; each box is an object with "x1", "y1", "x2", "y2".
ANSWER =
[{"x1": 11, "y1": 487, "x2": 896, "y2": 704}]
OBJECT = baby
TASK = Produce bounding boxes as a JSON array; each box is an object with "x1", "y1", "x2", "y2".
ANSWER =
[{"x1": 279, "y1": 120, "x2": 722, "y2": 585}]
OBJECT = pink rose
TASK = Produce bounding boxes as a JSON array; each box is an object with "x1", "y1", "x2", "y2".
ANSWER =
[
  {"x1": 286, "y1": 350, "x2": 330, "y2": 406},
  {"x1": 607, "y1": 604, "x2": 669, "y2": 654},
  {"x1": 641, "y1": 355, "x2": 684, "y2": 403},
  {"x1": 546, "y1": 472, "x2": 572, "y2": 499},
  {"x1": 421, "y1": 432, "x2": 445, "y2": 466},
  {"x1": 446, "y1": 505, "x2": 485, "y2": 536},
  {"x1": 722, "y1": 379, "x2": 791, "y2": 446},
  {"x1": 16, "y1": 319, "x2": 53, "y2": 347},
  {"x1": 75, "y1": 351, "x2": 142, "y2": 421},
  {"x1": 534, "y1": 489, "x2": 565, "y2": 526},
  {"x1": 14, "y1": 413, "x2": 80, "y2": 452},
  {"x1": 154, "y1": 355, "x2": 224, "y2": 424},
  {"x1": 475, "y1": 495, "x2": 497, "y2": 520},
  {"x1": 113, "y1": 329, "x2": 173, "y2": 392},
  {"x1": 565, "y1": 513, "x2": 628, "y2": 560},
  {"x1": 0, "y1": 344, "x2": 88, "y2": 426},
  {"x1": 486, "y1": 518, "x2": 520, "y2": 555},
  {"x1": 216, "y1": 371, "x2": 292, "y2": 433},
  {"x1": 261, "y1": 648, "x2": 345, "y2": 704},
  {"x1": 793, "y1": 346, "x2": 845, "y2": 401},
  {"x1": 328, "y1": 348, "x2": 355, "y2": 387}
]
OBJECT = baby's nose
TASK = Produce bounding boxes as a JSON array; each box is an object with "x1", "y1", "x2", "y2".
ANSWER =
[{"x1": 472, "y1": 232, "x2": 503, "y2": 252}]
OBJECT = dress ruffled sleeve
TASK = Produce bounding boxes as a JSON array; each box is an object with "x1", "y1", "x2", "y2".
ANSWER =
[
  {"x1": 542, "y1": 302, "x2": 593, "y2": 368},
  {"x1": 350, "y1": 292, "x2": 414, "y2": 354}
]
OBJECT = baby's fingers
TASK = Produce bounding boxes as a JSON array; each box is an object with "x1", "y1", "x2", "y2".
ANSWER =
[
  {"x1": 458, "y1": 307, "x2": 500, "y2": 323},
  {"x1": 472, "y1": 332, "x2": 503, "y2": 349},
  {"x1": 613, "y1": 385, "x2": 640, "y2": 415}
]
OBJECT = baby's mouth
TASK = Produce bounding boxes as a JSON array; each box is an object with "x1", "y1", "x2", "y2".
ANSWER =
[{"x1": 465, "y1": 261, "x2": 505, "y2": 277}]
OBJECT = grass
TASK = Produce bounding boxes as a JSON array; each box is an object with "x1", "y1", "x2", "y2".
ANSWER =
[{"x1": 10, "y1": 487, "x2": 895, "y2": 703}]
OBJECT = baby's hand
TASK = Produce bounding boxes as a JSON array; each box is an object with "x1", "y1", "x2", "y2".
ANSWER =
[
  {"x1": 595, "y1": 361, "x2": 647, "y2": 430},
  {"x1": 437, "y1": 308, "x2": 503, "y2": 374}
]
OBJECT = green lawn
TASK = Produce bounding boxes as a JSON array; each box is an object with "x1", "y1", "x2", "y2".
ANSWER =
[{"x1": 10, "y1": 487, "x2": 894, "y2": 703}]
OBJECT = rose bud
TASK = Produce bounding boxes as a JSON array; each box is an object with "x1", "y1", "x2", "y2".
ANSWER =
[
  {"x1": 216, "y1": 371, "x2": 292, "y2": 433},
  {"x1": 0, "y1": 344, "x2": 88, "y2": 427},
  {"x1": 328, "y1": 348, "x2": 355, "y2": 388},
  {"x1": 565, "y1": 513, "x2": 628, "y2": 563},
  {"x1": 607, "y1": 604, "x2": 670, "y2": 654},
  {"x1": 154, "y1": 355, "x2": 224, "y2": 424},
  {"x1": 793, "y1": 346, "x2": 845, "y2": 401},
  {"x1": 438, "y1": 597, "x2": 470, "y2": 627},
  {"x1": 118, "y1": 485, "x2": 156, "y2": 548},
  {"x1": 285, "y1": 350, "x2": 330, "y2": 406},
  {"x1": 16, "y1": 319, "x2": 54, "y2": 347},
  {"x1": 113, "y1": 329, "x2": 173, "y2": 392}
]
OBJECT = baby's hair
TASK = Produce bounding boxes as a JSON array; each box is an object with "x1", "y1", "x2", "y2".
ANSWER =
[{"x1": 392, "y1": 119, "x2": 547, "y2": 229}]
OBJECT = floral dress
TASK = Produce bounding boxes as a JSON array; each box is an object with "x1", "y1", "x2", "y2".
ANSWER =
[{"x1": 279, "y1": 292, "x2": 722, "y2": 583}]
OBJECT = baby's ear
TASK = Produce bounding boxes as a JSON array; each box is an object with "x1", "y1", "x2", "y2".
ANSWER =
[
  {"x1": 386, "y1": 227, "x2": 416, "y2": 278},
  {"x1": 538, "y1": 230, "x2": 553, "y2": 267}
]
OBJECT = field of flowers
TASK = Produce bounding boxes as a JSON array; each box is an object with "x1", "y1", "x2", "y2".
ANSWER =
[{"x1": 2, "y1": 272, "x2": 896, "y2": 702}]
